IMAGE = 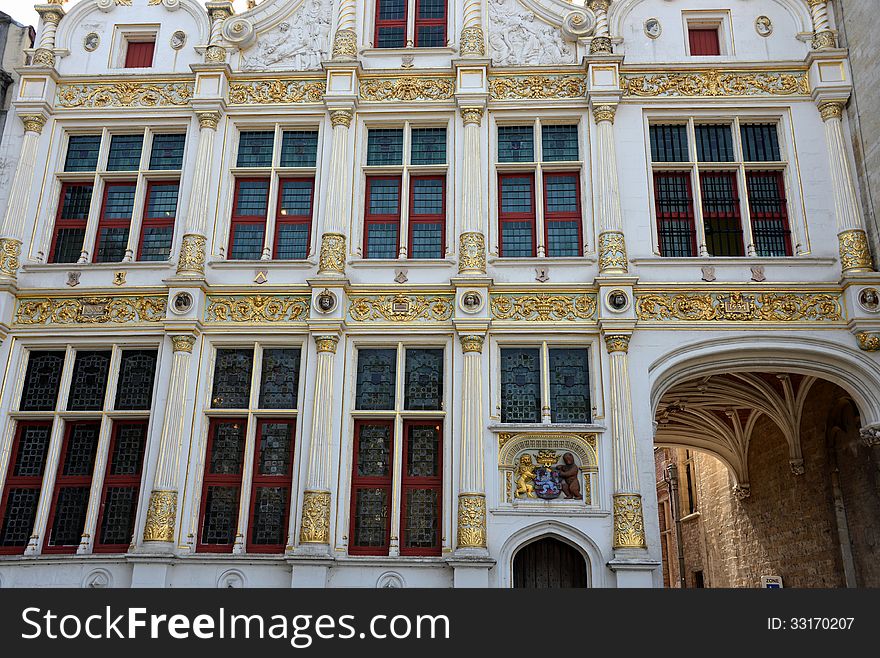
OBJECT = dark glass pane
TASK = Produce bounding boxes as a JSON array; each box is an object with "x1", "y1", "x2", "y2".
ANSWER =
[
  {"x1": 67, "y1": 351, "x2": 111, "y2": 411},
  {"x1": 201, "y1": 486, "x2": 240, "y2": 545},
  {"x1": 368, "y1": 177, "x2": 401, "y2": 214},
  {"x1": 748, "y1": 172, "x2": 790, "y2": 257},
  {"x1": 542, "y1": 125, "x2": 579, "y2": 161},
  {"x1": 21, "y1": 351, "x2": 65, "y2": 411},
  {"x1": 410, "y1": 222, "x2": 443, "y2": 259},
  {"x1": 145, "y1": 183, "x2": 178, "y2": 218},
  {"x1": 149, "y1": 133, "x2": 186, "y2": 170},
  {"x1": 741, "y1": 124, "x2": 781, "y2": 162},
  {"x1": 500, "y1": 348, "x2": 540, "y2": 423},
  {"x1": 355, "y1": 349, "x2": 397, "y2": 410},
  {"x1": 353, "y1": 488, "x2": 388, "y2": 547},
  {"x1": 366, "y1": 223, "x2": 399, "y2": 259},
  {"x1": 108, "y1": 422, "x2": 146, "y2": 476},
  {"x1": 95, "y1": 226, "x2": 129, "y2": 263},
  {"x1": 411, "y1": 178, "x2": 444, "y2": 214},
  {"x1": 418, "y1": 0, "x2": 445, "y2": 18},
  {"x1": 12, "y1": 423, "x2": 52, "y2": 477},
  {"x1": 0, "y1": 489, "x2": 39, "y2": 547},
  {"x1": 234, "y1": 180, "x2": 269, "y2": 216},
  {"x1": 53, "y1": 228, "x2": 86, "y2": 264},
  {"x1": 695, "y1": 124, "x2": 734, "y2": 162},
  {"x1": 59, "y1": 184, "x2": 93, "y2": 219},
  {"x1": 356, "y1": 423, "x2": 392, "y2": 477},
  {"x1": 403, "y1": 488, "x2": 438, "y2": 548},
  {"x1": 230, "y1": 224, "x2": 265, "y2": 260},
  {"x1": 406, "y1": 424, "x2": 440, "y2": 477},
  {"x1": 416, "y1": 25, "x2": 445, "y2": 47},
  {"x1": 211, "y1": 348, "x2": 253, "y2": 408},
  {"x1": 701, "y1": 173, "x2": 743, "y2": 257},
  {"x1": 411, "y1": 128, "x2": 446, "y2": 164},
  {"x1": 404, "y1": 348, "x2": 443, "y2": 410},
  {"x1": 650, "y1": 125, "x2": 689, "y2": 163},
  {"x1": 62, "y1": 422, "x2": 100, "y2": 476},
  {"x1": 498, "y1": 126, "x2": 534, "y2": 162},
  {"x1": 500, "y1": 176, "x2": 532, "y2": 213},
  {"x1": 208, "y1": 421, "x2": 246, "y2": 475},
  {"x1": 115, "y1": 350, "x2": 157, "y2": 410},
  {"x1": 64, "y1": 135, "x2": 101, "y2": 172},
  {"x1": 275, "y1": 223, "x2": 309, "y2": 259},
  {"x1": 278, "y1": 180, "x2": 313, "y2": 216},
  {"x1": 250, "y1": 486, "x2": 288, "y2": 547},
  {"x1": 367, "y1": 129, "x2": 404, "y2": 165},
  {"x1": 378, "y1": 0, "x2": 405, "y2": 19},
  {"x1": 257, "y1": 422, "x2": 293, "y2": 476},
  {"x1": 545, "y1": 174, "x2": 579, "y2": 212},
  {"x1": 47, "y1": 487, "x2": 89, "y2": 546},
  {"x1": 259, "y1": 348, "x2": 300, "y2": 409},
  {"x1": 377, "y1": 27, "x2": 405, "y2": 48},
  {"x1": 655, "y1": 172, "x2": 696, "y2": 257},
  {"x1": 549, "y1": 348, "x2": 590, "y2": 423},
  {"x1": 98, "y1": 487, "x2": 137, "y2": 545},
  {"x1": 501, "y1": 221, "x2": 534, "y2": 257},
  {"x1": 547, "y1": 221, "x2": 580, "y2": 257},
  {"x1": 280, "y1": 130, "x2": 318, "y2": 167},
  {"x1": 139, "y1": 226, "x2": 173, "y2": 261},
  {"x1": 107, "y1": 134, "x2": 144, "y2": 171},
  {"x1": 237, "y1": 131, "x2": 274, "y2": 167}
]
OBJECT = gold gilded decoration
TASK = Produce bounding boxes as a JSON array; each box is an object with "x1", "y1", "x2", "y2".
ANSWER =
[
  {"x1": 514, "y1": 454, "x2": 537, "y2": 498},
  {"x1": 490, "y1": 293, "x2": 597, "y2": 322},
  {"x1": 459, "y1": 26, "x2": 485, "y2": 56},
  {"x1": 459, "y1": 334, "x2": 485, "y2": 353},
  {"x1": 621, "y1": 70, "x2": 809, "y2": 98},
  {"x1": 30, "y1": 48, "x2": 55, "y2": 67},
  {"x1": 332, "y1": 28, "x2": 357, "y2": 59},
  {"x1": 228, "y1": 79, "x2": 325, "y2": 105},
  {"x1": 819, "y1": 101, "x2": 844, "y2": 121},
  {"x1": 205, "y1": 45, "x2": 227, "y2": 63},
  {"x1": 197, "y1": 112, "x2": 221, "y2": 130},
  {"x1": 314, "y1": 335, "x2": 339, "y2": 353},
  {"x1": 113, "y1": 271, "x2": 126, "y2": 286},
  {"x1": 590, "y1": 36, "x2": 612, "y2": 55},
  {"x1": 592, "y1": 104, "x2": 616, "y2": 123},
  {"x1": 813, "y1": 30, "x2": 837, "y2": 50},
  {"x1": 498, "y1": 433, "x2": 514, "y2": 449},
  {"x1": 613, "y1": 494, "x2": 646, "y2": 549},
  {"x1": 598, "y1": 231, "x2": 628, "y2": 273},
  {"x1": 349, "y1": 295, "x2": 454, "y2": 322},
  {"x1": 206, "y1": 295, "x2": 310, "y2": 323},
  {"x1": 143, "y1": 490, "x2": 177, "y2": 542},
  {"x1": 20, "y1": 115, "x2": 47, "y2": 134},
  {"x1": 604, "y1": 334, "x2": 630, "y2": 353},
  {"x1": 300, "y1": 490, "x2": 331, "y2": 544},
  {"x1": 499, "y1": 433, "x2": 598, "y2": 505},
  {"x1": 359, "y1": 76, "x2": 455, "y2": 102},
  {"x1": 318, "y1": 232, "x2": 346, "y2": 273},
  {"x1": 171, "y1": 335, "x2": 196, "y2": 353},
  {"x1": 839, "y1": 229, "x2": 873, "y2": 272},
  {"x1": 459, "y1": 232, "x2": 486, "y2": 272},
  {"x1": 329, "y1": 110, "x2": 353, "y2": 128},
  {"x1": 460, "y1": 107, "x2": 484, "y2": 126},
  {"x1": 57, "y1": 81, "x2": 194, "y2": 108},
  {"x1": 0, "y1": 238, "x2": 22, "y2": 278},
  {"x1": 177, "y1": 233, "x2": 206, "y2": 275},
  {"x1": 15, "y1": 296, "x2": 166, "y2": 325},
  {"x1": 36, "y1": 9, "x2": 62, "y2": 24},
  {"x1": 856, "y1": 332, "x2": 880, "y2": 352},
  {"x1": 456, "y1": 494, "x2": 486, "y2": 549},
  {"x1": 488, "y1": 75, "x2": 586, "y2": 100},
  {"x1": 635, "y1": 291, "x2": 844, "y2": 323}
]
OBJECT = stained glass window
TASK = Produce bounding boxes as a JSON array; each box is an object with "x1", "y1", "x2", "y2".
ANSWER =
[
  {"x1": 237, "y1": 131, "x2": 274, "y2": 167},
  {"x1": 259, "y1": 348, "x2": 300, "y2": 409},
  {"x1": 107, "y1": 134, "x2": 144, "y2": 171},
  {"x1": 149, "y1": 133, "x2": 186, "y2": 170},
  {"x1": 404, "y1": 348, "x2": 443, "y2": 410},
  {"x1": 0, "y1": 421, "x2": 52, "y2": 551},
  {"x1": 356, "y1": 349, "x2": 397, "y2": 410},
  {"x1": 67, "y1": 350, "x2": 111, "y2": 411},
  {"x1": 356, "y1": 423, "x2": 392, "y2": 477},
  {"x1": 96, "y1": 420, "x2": 146, "y2": 549},
  {"x1": 542, "y1": 125, "x2": 579, "y2": 161},
  {"x1": 249, "y1": 487, "x2": 288, "y2": 547},
  {"x1": 353, "y1": 488, "x2": 389, "y2": 547},
  {"x1": 20, "y1": 351, "x2": 65, "y2": 411},
  {"x1": 256, "y1": 422, "x2": 294, "y2": 476},
  {"x1": 208, "y1": 421, "x2": 246, "y2": 475},
  {"x1": 500, "y1": 348, "x2": 540, "y2": 423},
  {"x1": 280, "y1": 130, "x2": 318, "y2": 167},
  {"x1": 549, "y1": 349, "x2": 591, "y2": 423},
  {"x1": 498, "y1": 126, "x2": 534, "y2": 162},
  {"x1": 211, "y1": 348, "x2": 254, "y2": 409},
  {"x1": 402, "y1": 488, "x2": 438, "y2": 549},
  {"x1": 12, "y1": 423, "x2": 52, "y2": 477},
  {"x1": 115, "y1": 350, "x2": 158, "y2": 411},
  {"x1": 200, "y1": 486, "x2": 241, "y2": 546},
  {"x1": 411, "y1": 128, "x2": 446, "y2": 164},
  {"x1": 367, "y1": 129, "x2": 404, "y2": 166},
  {"x1": 64, "y1": 135, "x2": 101, "y2": 172},
  {"x1": 405, "y1": 423, "x2": 440, "y2": 477},
  {"x1": 248, "y1": 419, "x2": 294, "y2": 552}
]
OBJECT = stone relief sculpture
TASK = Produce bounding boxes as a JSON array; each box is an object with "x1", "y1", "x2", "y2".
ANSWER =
[
  {"x1": 240, "y1": 0, "x2": 332, "y2": 71},
  {"x1": 487, "y1": 0, "x2": 574, "y2": 66}
]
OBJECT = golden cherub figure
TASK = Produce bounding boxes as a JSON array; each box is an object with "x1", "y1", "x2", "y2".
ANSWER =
[{"x1": 515, "y1": 454, "x2": 537, "y2": 498}]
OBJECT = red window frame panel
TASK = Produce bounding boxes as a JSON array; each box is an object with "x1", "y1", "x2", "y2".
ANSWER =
[
  {"x1": 0, "y1": 420, "x2": 53, "y2": 555},
  {"x1": 408, "y1": 174, "x2": 446, "y2": 259},
  {"x1": 228, "y1": 177, "x2": 270, "y2": 260},
  {"x1": 246, "y1": 418, "x2": 296, "y2": 554},
  {"x1": 747, "y1": 170, "x2": 793, "y2": 257},
  {"x1": 197, "y1": 418, "x2": 247, "y2": 553},
  {"x1": 363, "y1": 175, "x2": 402, "y2": 258},
  {"x1": 93, "y1": 420, "x2": 147, "y2": 553},
  {"x1": 399, "y1": 420, "x2": 442, "y2": 557},
  {"x1": 43, "y1": 420, "x2": 100, "y2": 555},
  {"x1": 125, "y1": 40, "x2": 155, "y2": 68},
  {"x1": 699, "y1": 170, "x2": 744, "y2": 257},
  {"x1": 137, "y1": 180, "x2": 178, "y2": 260},
  {"x1": 49, "y1": 182, "x2": 92, "y2": 264},
  {"x1": 93, "y1": 181, "x2": 136, "y2": 263},
  {"x1": 273, "y1": 177, "x2": 315, "y2": 260},
  {"x1": 653, "y1": 171, "x2": 698, "y2": 257},
  {"x1": 414, "y1": 0, "x2": 447, "y2": 47},
  {"x1": 542, "y1": 171, "x2": 583, "y2": 257},
  {"x1": 498, "y1": 173, "x2": 537, "y2": 257},
  {"x1": 348, "y1": 419, "x2": 394, "y2": 556},
  {"x1": 374, "y1": 0, "x2": 408, "y2": 48},
  {"x1": 688, "y1": 28, "x2": 721, "y2": 56}
]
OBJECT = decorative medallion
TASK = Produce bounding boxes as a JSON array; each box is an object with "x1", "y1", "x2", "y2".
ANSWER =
[
  {"x1": 206, "y1": 295, "x2": 310, "y2": 323},
  {"x1": 300, "y1": 490, "x2": 331, "y2": 543},
  {"x1": 607, "y1": 289, "x2": 629, "y2": 312},
  {"x1": 460, "y1": 290, "x2": 484, "y2": 314},
  {"x1": 348, "y1": 295, "x2": 454, "y2": 323},
  {"x1": 858, "y1": 288, "x2": 880, "y2": 313},
  {"x1": 755, "y1": 16, "x2": 773, "y2": 37},
  {"x1": 315, "y1": 289, "x2": 337, "y2": 313},
  {"x1": 84, "y1": 32, "x2": 100, "y2": 52},
  {"x1": 644, "y1": 18, "x2": 661, "y2": 39},
  {"x1": 359, "y1": 76, "x2": 455, "y2": 102},
  {"x1": 491, "y1": 292, "x2": 597, "y2": 322},
  {"x1": 57, "y1": 81, "x2": 193, "y2": 108},
  {"x1": 635, "y1": 290, "x2": 844, "y2": 323},
  {"x1": 170, "y1": 30, "x2": 187, "y2": 50},
  {"x1": 171, "y1": 291, "x2": 194, "y2": 315},
  {"x1": 228, "y1": 79, "x2": 326, "y2": 105},
  {"x1": 488, "y1": 75, "x2": 587, "y2": 100},
  {"x1": 15, "y1": 295, "x2": 166, "y2": 325},
  {"x1": 621, "y1": 70, "x2": 809, "y2": 98}
]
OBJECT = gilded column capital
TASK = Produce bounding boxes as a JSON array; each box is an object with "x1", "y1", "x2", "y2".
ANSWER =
[
  {"x1": 459, "y1": 26, "x2": 485, "y2": 56},
  {"x1": 0, "y1": 238, "x2": 22, "y2": 279},
  {"x1": 329, "y1": 109, "x2": 353, "y2": 128},
  {"x1": 205, "y1": 45, "x2": 227, "y2": 63},
  {"x1": 196, "y1": 111, "x2": 221, "y2": 130},
  {"x1": 818, "y1": 101, "x2": 844, "y2": 121},
  {"x1": 461, "y1": 107, "x2": 484, "y2": 126},
  {"x1": 171, "y1": 335, "x2": 197, "y2": 353},
  {"x1": 143, "y1": 490, "x2": 177, "y2": 542},
  {"x1": 604, "y1": 334, "x2": 631, "y2": 353},
  {"x1": 35, "y1": 9, "x2": 62, "y2": 26},
  {"x1": 598, "y1": 230, "x2": 628, "y2": 273},
  {"x1": 612, "y1": 493, "x2": 647, "y2": 549},
  {"x1": 331, "y1": 28, "x2": 358, "y2": 60},
  {"x1": 458, "y1": 231, "x2": 486, "y2": 274},
  {"x1": 459, "y1": 334, "x2": 485, "y2": 353},
  {"x1": 839, "y1": 229, "x2": 874, "y2": 273},
  {"x1": 592, "y1": 104, "x2": 617, "y2": 124},
  {"x1": 456, "y1": 493, "x2": 487, "y2": 549},
  {"x1": 318, "y1": 232, "x2": 346, "y2": 274},
  {"x1": 30, "y1": 48, "x2": 56, "y2": 67},
  {"x1": 177, "y1": 233, "x2": 206, "y2": 275},
  {"x1": 314, "y1": 335, "x2": 339, "y2": 353},
  {"x1": 299, "y1": 490, "x2": 331, "y2": 544},
  {"x1": 20, "y1": 114, "x2": 47, "y2": 134}
]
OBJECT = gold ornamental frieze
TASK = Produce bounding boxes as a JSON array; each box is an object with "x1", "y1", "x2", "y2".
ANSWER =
[
  {"x1": 347, "y1": 295, "x2": 454, "y2": 323},
  {"x1": 635, "y1": 290, "x2": 844, "y2": 324},
  {"x1": 57, "y1": 81, "x2": 194, "y2": 109},
  {"x1": 228, "y1": 79, "x2": 326, "y2": 105},
  {"x1": 14, "y1": 295, "x2": 167, "y2": 326},
  {"x1": 490, "y1": 292, "x2": 598, "y2": 322},
  {"x1": 206, "y1": 295, "x2": 310, "y2": 324},
  {"x1": 488, "y1": 74, "x2": 587, "y2": 100},
  {"x1": 359, "y1": 76, "x2": 455, "y2": 102},
  {"x1": 620, "y1": 69, "x2": 809, "y2": 98}
]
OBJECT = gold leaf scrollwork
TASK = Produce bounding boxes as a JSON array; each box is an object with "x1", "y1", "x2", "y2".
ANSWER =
[
  {"x1": 598, "y1": 231, "x2": 628, "y2": 273},
  {"x1": 143, "y1": 490, "x2": 177, "y2": 542},
  {"x1": 0, "y1": 238, "x2": 21, "y2": 278},
  {"x1": 228, "y1": 79, "x2": 326, "y2": 105},
  {"x1": 839, "y1": 229, "x2": 874, "y2": 272},
  {"x1": 490, "y1": 293, "x2": 597, "y2": 322},
  {"x1": 635, "y1": 291, "x2": 844, "y2": 323},
  {"x1": 57, "y1": 82, "x2": 194, "y2": 108},
  {"x1": 604, "y1": 334, "x2": 630, "y2": 353},
  {"x1": 488, "y1": 75, "x2": 587, "y2": 100},
  {"x1": 621, "y1": 70, "x2": 809, "y2": 98},
  {"x1": 348, "y1": 295, "x2": 454, "y2": 322},
  {"x1": 206, "y1": 295, "x2": 310, "y2": 323},
  {"x1": 359, "y1": 76, "x2": 455, "y2": 102},
  {"x1": 14, "y1": 296, "x2": 167, "y2": 325},
  {"x1": 457, "y1": 494, "x2": 486, "y2": 549},
  {"x1": 299, "y1": 490, "x2": 331, "y2": 544},
  {"x1": 459, "y1": 26, "x2": 485, "y2": 56},
  {"x1": 176, "y1": 233, "x2": 206, "y2": 275},
  {"x1": 318, "y1": 233, "x2": 346, "y2": 274},
  {"x1": 856, "y1": 332, "x2": 880, "y2": 352},
  {"x1": 613, "y1": 494, "x2": 646, "y2": 549},
  {"x1": 459, "y1": 232, "x2": 486, "y2": 273},
  {"x1": 332, "y1": 28, "x2": 357, "y2": 59}
]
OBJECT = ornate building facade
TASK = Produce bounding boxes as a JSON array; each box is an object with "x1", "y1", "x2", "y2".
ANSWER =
[{"x1": 0, "y1": 0, "x2": 878, "y2": 588}]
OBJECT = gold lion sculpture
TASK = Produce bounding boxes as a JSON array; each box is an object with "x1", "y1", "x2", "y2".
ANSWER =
[{"x1": 515, "y1": 454, "x2": 537, "y2": 498}]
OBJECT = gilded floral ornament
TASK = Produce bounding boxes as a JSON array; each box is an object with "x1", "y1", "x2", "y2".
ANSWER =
[
  {"x1": 171, "y1": 335, "x2": 196, "y2": 353},
  {"x1": 20, "y1": 114, "x2": 47, "y2": 133},
  {"x1": 314, "y1": 335, "x2": 339, "y2": 353},
  {"x1": 592, "y1": 104, "x2": 616, "y2": 123},
  {"x1": 206, "y1": 295, "x2": 310, "y2": 323},
  {"x1": 0, "y1": 238, "x2": 22, "y2": 278},
  {"x1": 488, "y1": 75, "x2": 586, "y2": 100},
  {"x1": 349, "y1": 295, "x2": 454, "y2": 323},
  {"x1": 359, "y1": 76, "x2": 455, "y2": 102},
  {"x1": 459, "y1": 232, "x2": 486, "y2": 273},
  {"x1": 30, "y1": 48, "x2": 56, "y2": 67},
  {"x1": 838, "y1": 229, "x2": 874, "y2": 272},
  {"x1": 329, "y1": 110, "x2": 353, "y2": 128},
  {"x1": 491, "y1": 293, "x2": 597, "y2": 322},
  {"x1": 197, "y1": 112, "x2": 220, "y2": 130},
  {"x1": 819, "y1": 101, "x2": 844, "y2": 121},
  {"x1": 459, "y1": 334, "x2": 485, "y2": 353},
  {"x1": 318, "y1": 233, "x2": 346, "y2": 273},
  {"x1": 590, "y1": 37, "x2": 612, "y2": 55},
  {"x1": 459, "y1": 26, "x2": 485, "y2": 56},
  {"x1": 621, "y1": 70, "x2": 809, "y2": 98},
  {"x1": 205, "y1": 44, "x2": 227, "y2": 63},
  {"x1": 635, "y1": 291, "x2": 844, "y2": 323},
  {"x1": 228, "y1": 79, "x2": 325, "y2": 105},
  {"x1": 457, "y1": 494, "x2": 486, "y2": 549},
  {"x1": 460, "y1": 108, "x2": 484, "y2": 126},
  {"x1": 604, "y1": 334, "x2": 630, "y2": 353},
  {"x1": 143, "y1": 490, "x2": 177, "y2": 542},
  {"x1": 300, "y1": 490, "x2": 331, "y2": 543},
  {"x1": 177, "y1": 233, "x2": 206, "y2": 275},
  {"x1": 598, "y1": 231, "x2": 628, "y2": 273},
  {"x1": 15, "y1": 296, "x2": 166, "y2": 325},
  {"x1": 856, "y1": 332, "x2": 880, "y2": 352},
  {"x1": 613, "y1": 494, "x2": 646, "y2": 548},
  {"x1": 332, "y1": 28, "x2": 357, "y2": 60},
  {"x1": 812, "y1": 30, "x2": 837, "y2": 50},
  {"x1": 57, "y1": 82, "x2": 193, "y2": 108}
]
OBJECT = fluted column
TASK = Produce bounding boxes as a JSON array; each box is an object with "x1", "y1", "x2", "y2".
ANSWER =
[
  {"x1": 0, "y1": 115, "x2": 47, "y2": 280},
  {"x1": 143, "y1": 335, "x2": 196, "y2": 546},
  {"x1": 299, "y1": 335, "x2": 339, "y2": 547},
  {"x1": 205, "y1": 1, "x2": 233, "y2": 63},
  {"x1": 317, "y1": 110, "x2": 353, "y2": 275},
  {"x1": 458, "y1": 108, "x2": 486, "y2": 274},
  {"x1": 593, "y1": 104, "x2": 628, "y2": 274},
  {"x1": 589, "y1": 0, "x2": 612, "y2": 54},
  {"x1": 177, "y1": 111, "x2": 220, "y2": 275},
  {"x1": 32, "y1": 6, "x2": 62, "y2": 67},
  {"x1": 331, "y1": 0, "x2": 357, "y2": 59},
  {"x1": 605, "y1": 335, "x2": 646, "y2": 550},
  {"x1": 456, "y1": 334, "x2": 487, "y2": 551},
  {"x1": 808, "y1": 0, "x2": 836, "y2": 50},
  {"x1": 818, "y1": 101, "x2": 874, "y2": 273},
  {"x1": 460, "y1": 0, "x2": 485, "y2": 56}
]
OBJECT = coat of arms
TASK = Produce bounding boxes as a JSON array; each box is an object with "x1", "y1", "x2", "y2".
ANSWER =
[
  {"x1": 514, "y1": 449, "x2": 583, "y2": 501},
  {"x1": 532, "y1": 450, "x2": 563, "y2": 499}
]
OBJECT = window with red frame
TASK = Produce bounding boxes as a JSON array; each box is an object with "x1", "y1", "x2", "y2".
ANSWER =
[
  {"x1": 138, "y1": 182, "x2": 178, "y2": 261},
  {"x1": 400, "y1": 421, "x2": 442, "y2": 555},
  {"x1": 94, "y1": 182, "x2": 137, "y2": 263},
  {"x1": 414, "y1": 0, "x2": 447, "y2": 47},
  {"x1": 94, "y1": 421, "x2": 147, "y2": 552},
  {"x1": 0, "y1": 422, "x2": 53, "y2": 553},
  {"x1": 408, "y1": 176, "x2": 445, "y2": 259},
  {"x1": 700, "y1": 171, "x2": 744, "y2": 256},
  {"x1": 498, "y1": 174, "x2": 536, "y2": 257},
  {"x1": 275, "y1": 178, "x2": 314, "y2": 260},
  {"x1": 349, "y1": 420, "x2": 394, "y2": 555},
  {"x1": 746, "y1": 171, "x2": 791, "y2": 257},
  {"x1": 124, "y1": 40, "x2": 155, "y2": 68},
  {"x1": 199, "y1": 418, "x2": 247, "y2": 552},
  {"x1": 229, "y1": 178, "x2": 270, "y2": 260},
  {"x1": 375, "y1": 0, "x2": 407, "y2": 48},
  {"x1": 653, "y1": 172, "x2": 697, "y2": 257},
  {"x1": 50, "y1": 182, "x2": 93, "y2": 263},
  {"x1": 543, "y1": 172, "x2": 582, "y2": 257},
  {"x1": 248, "y1": 419, "x2": 296, "y2": 552},
  {"x1": 364, "y1": 176, "x2": 402, "y2": 259},
  {"x1": 688, "y1": 27, "x2": 720, "y2": 55}
]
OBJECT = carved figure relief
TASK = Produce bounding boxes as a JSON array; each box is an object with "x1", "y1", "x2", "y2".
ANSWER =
[
  {"x1": 501, "y1": 433, "x2": 597, "y2": 505},
  {"x1": 487, "y1": 0, "x2": 574, "y2": 66},
  {"x1": 241, "y1": 0, "x2": 332, "y2": 71},
  {"x1": 515, "y1": 454, "x2": 537, "y2": 498}
]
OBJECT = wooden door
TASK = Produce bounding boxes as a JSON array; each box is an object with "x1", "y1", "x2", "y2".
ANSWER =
[{"x1": 513, "y1": 537, "x2": 588, "y2": 588}]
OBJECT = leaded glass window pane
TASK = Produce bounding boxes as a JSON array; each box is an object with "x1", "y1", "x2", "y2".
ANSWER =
[
  {"x1": 145, "y1": 183, "x2": 178, "y2": 218},
  {"x1": 211, "y1": 348, "x2": 253, "y2": 408},
  {"x1": 542, "y1": 124, "x2": 579, "y2": 161},
  {"x1": 95, "y1": 226, "x2": 129, "y2": 263},
  {"x1": 549, "y1": 348, "x2": 590, "y2": 423},
  {"x1": 234, "y1": 180, "x2": 270, "y2": 216},
  {"x1": 355, "y1": 349, "x2": 397, "y2": 410},
  {"x1": 280, "y1": 130, "x2": 318, "y2": 167},
  {"x1": 237, "y1": 131, "x2": 274, "y2": 167},
  {"x1": 98, "y1": 487, "x2": 138, "y2": 545},
  {"x1": 108, "y1": 422, "x2": 147, "y2": 476},
  {"x1": 410, "y1": 223, "x2": 443, "y2": 259},
  {"x1": 741, "y1": 124, "x2": 781, "y2": 162},
  {"x1": 139, "y1": 226, "x2": 174, "y2": 261},
  {"x1": 406, "y1": 424, "x2": 440, "y2": 477},
  {"x1": 107, "y1": 134, "x2": 144, "y2": 171},
  {"x1": 62, "y1": 422, "x2": 100, "y2": 476},
  {"x1": 650, "y1": 125, "x2": 689, "y2": 163},
  {"x1": 20, "y1": 351, "x2": 65, "y2": 411},
  {"x1": 275, "y1": 223, "x2": 310, "y2": 259},
  {"x1": 353, "y1": 488, "x2": 388, "y2": 547},
  {"x1": 0, "y1": 489, "x2": 40, "y2": 546},
  {"x1": 102, "y1": 184, "x2": 136, "y2": 219},
  {"x1": 64, "y1": 135, "x2": 101, "y2": 172},
  {"x1": 208, "y1": 421, "x2": 246, "y2": 475},
  {"x1": 230, "y1": 224, "x2": 265, "y2": 260},
  {"x1": 377, "y1": 26, "x2": 405, "y2": 48},
  {"x1": 356, "y1": 423, "x2": 392, "y2": 477},
  {"x1": 366, "y1": 223, "x2": 399, "y2": 259},
  {"x1": 404, "y1": 348, "x2": 443, "y2": 410},
  {"x1": 201, "y1": 486, "x2": 240, "y2": 545},
  {"x1": 259, "y1": 348, "x2": 301, "y2": 409},
  {"x1": 410, "y1": 128, "x2": 446, "y2": 164},
  {"x1": 46, "y1": 487, "x2": 89, "y2": 547},
  {"x1": 411, "y1": 177, "x2": 444, "y2": 214},
  {"x1": 149, "y1": 133, "x2": 186, "y2": 170},
  {"x1": 250, "y1": 487, "x2": 288, "y2": 546},
  {"x1": 13, "y1": 423, "x2": 52, "y2": 477},
  {"x1": 67, "y1": 351, "x2": 111, "y2": 411},
  {"x1": 547, "y1": 221, "x2": 580, "y2": 257},
  {"x1": 367, "y1": 129, "x2": 404, "y2": 165},
  {"x1": 256, "y1": 422, "x2": 293, "y2": 475},
  {"x1": 278, "y1": 179, "x2": 313, "y2": 216},
  {"x1": 498, "y1": 126, "x2": 534, "y2": 162},
  {"x1": 695, "y1": 124, "x2": 734, "y2": 162},
  {"x1": 500, "y1": 348, "x2": 540, "y2": 423},
  {"x1": 500, "y1": 222, "x2": 534, "y2": 257},
  {"x1": 53, "y1": 228, "x2": 86, "y2": 264},
  {"x1": 59, "y1": 184, "x2": 93, "y2": 220},
  {"x1": 500, "y1": 176, "x2": 533, "y2": 213},
  {"x1": 403, "y1": 488, "x2": 438, "y2": 548}
]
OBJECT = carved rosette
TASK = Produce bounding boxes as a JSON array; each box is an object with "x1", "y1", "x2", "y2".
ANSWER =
[
  {"x1": 318, "y1": 232, "x2": 346, "y2": 274},
  {"x1": 143, "y1": 490, "x2": 178, "y2": 542},
  {"x1": 592, "y1": 104, "x2": 616, "y2": 124},
  {"x1": 300, "y1": 490, "x2": 331, "y2": 543},
  {"x1": 458, "y1": 232, "x2": 486, "y2": 273},
  {"x1": 856, "y1": 332, "x2": 880, "y2": 352},
  {"x1": 839, "y1": 229, "x2": 874, "y2": 273},
  {"x1": 598, "y1": 231, "x2": 628, "y2": 273},
  {"x1": 604, "y1": 334, "x2": 630, "y2": 353},
  {"x1": 459, "y1": 26, "x2": 485, "y2": 56},
  {"x1": 171, "y1": 335, "x2": 196, "y2": 353},
  {"x1": 176, "y1": 233, "x2": 206, "y2": 275},
  {"x1": 330, "y1": 109, "x2": 353, "y2": 128},
  {"x1": 30, "y1": 48, "x2": 56, "y2": 67},
  {"x1": 332, "y1": 28, "x2": 357, "y2": 60},
  {"x1": 20, "y1": 114, "x2": 47, "y2": 134},
  {"x1": 612, "y1": 494, "x2": 646, "y2": 549},
  {"x1": 197, "y1": 111, "x2": 221, "y2": 130},
  {"x1": 0, "y1": 238, "x2": 22, "y2": 278},
  {"x1": 457, "y1": 494, "x2": 487, "y2": 549},
  {"x1": 459, "y1": 334, "x2": 485, "y2": 353},
  {"x1": 314, "y1": 335, "x2": 339, "y2": 353},
  {"x1": 590, "y1": 37, "x2": 612, "y2": 55},
  {"x1": 819, "y1": 101, "x2": 844, "y2": 121}
]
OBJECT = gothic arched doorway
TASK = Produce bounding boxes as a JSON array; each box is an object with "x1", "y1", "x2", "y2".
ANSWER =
[{"x1": 512, "y1": 537, "x2": 588, "y2": 588}]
